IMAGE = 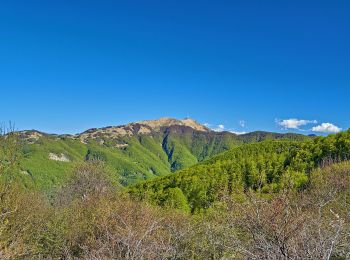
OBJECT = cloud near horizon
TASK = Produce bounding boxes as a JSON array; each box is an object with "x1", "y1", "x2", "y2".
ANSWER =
[
  {"x1": 204, "y1": 123, "x2": 246, "y2": 135},
  {"x1": 276, "y1": 118, "x2": 317, "y2": 130},
  {"x1": 230, "y1": 130, "x2": 247, "y2": 135},
  {"x1": 204, "y1": 123, "x2": 220, "y2": 131},
  {"x1": 209, "y1": 124, "x2": 225, "y2": 132},
  {"x1": 277, "y1": 118, "x2": 342, "y2": 134},
  {"x1": 312, "y1": 123, "x2": 342, "y2": 133}
]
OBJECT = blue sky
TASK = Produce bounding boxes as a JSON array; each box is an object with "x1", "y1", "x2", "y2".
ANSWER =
[{"x1": 1, "y1": 0, "x2": 349, "y2": 134}]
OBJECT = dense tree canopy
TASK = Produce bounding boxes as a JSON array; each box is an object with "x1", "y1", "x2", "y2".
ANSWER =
[{"x1": 130, "y1": 130, "x2": 350, "y2": 212}]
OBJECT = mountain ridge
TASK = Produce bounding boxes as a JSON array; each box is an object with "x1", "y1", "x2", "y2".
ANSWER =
[
  {"x1": 19, "y1": 117, "x2": 309, "y2": 141},
  {"x1": 14, "y1": 117, "x2": 311, "y2": 191}
]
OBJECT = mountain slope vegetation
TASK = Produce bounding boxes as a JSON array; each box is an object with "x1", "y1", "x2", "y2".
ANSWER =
[
  {"x1": 0, "y1": 129, "x2": 349, "y2": 259},
  {"x1": 17, "y1": 118, "x2": 309, "y2": 191},
  {"x1": 0, "y1": 121, "x2": 349, "y2": 259},
  {"x1": 130, "y1": 129, "x2": 350, "y2": 212}
]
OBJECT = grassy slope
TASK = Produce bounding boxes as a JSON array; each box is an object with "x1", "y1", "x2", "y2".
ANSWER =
[{"x1": 20, "y1": 136, "x2": 172, "y2": 192}]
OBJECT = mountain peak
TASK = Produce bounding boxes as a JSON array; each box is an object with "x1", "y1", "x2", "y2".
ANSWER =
[
  {"x1": 136, "y1": 117, "x2": 209, "y2": 132},
  {"x1": 77, "y1": 117, "x2": 209, "y2": 142},
  {"x1": 180, "y1": 118, "x2": 209, "y2": 132}
]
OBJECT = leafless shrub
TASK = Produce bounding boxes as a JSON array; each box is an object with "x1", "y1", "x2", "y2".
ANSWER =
[
  {"x1": 54, "y1": 161, "x2": 116, "y2": 206},
  {"x1": 319, "y1": 155, "x2": 349, "y2": 169},
  {"x1": 53, "y1": 195, "x2": 194, "y2": 259},
  {"x1": 229, "y1": 163, "x2": 350, "y2": 259}
]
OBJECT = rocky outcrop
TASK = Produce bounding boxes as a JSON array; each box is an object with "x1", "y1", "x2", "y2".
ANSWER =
[{"x1": 49, "y1": 153, "x2": 70, "y2": 162}]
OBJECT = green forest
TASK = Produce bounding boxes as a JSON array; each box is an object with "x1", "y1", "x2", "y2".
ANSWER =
[{"x1": 130, "y1": 130, "x2": 350, "y2": 213}]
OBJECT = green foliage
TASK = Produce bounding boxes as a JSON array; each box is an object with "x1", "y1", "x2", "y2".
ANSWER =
[
  {"x1": 130, "y1": 141, "x2": 299, "y2": 212},
  {"x1": 130, "y1": 130, "x2": 350, "y2": 212},
  {"x1": 17, "y1": 127, "x2": 308, "y2": 192},
  {"x1": 162, "y1": 187, "x2": 191, "y2": 212}
]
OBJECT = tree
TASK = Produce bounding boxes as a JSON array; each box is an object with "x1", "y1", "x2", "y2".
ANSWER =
[{"x1": 163, "y1": 187, "x2": 191, "y2": 212}]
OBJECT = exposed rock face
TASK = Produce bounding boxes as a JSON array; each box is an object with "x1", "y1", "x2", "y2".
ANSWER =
[
  {"x1": 77, "y1": 117, "x2": 209, "y2": 142},
  {"x1": 137, "y1": 118, "x2": 209, "y2": 132},
  {"x1": 18, "y1": 130, "x2": 44, "y2": 143},
  {"x1": 49, "y1": 153, "x2": 70, "y2": 162},
  {"x1": 115, "y1": 143, "x2": 128, "y2": 149},
  {"x1": 180, "y1": 118, "x2": 209, "y2": 132}
]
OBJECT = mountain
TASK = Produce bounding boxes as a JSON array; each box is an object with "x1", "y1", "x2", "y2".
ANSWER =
[{"x1": 17, "y1": 118, "x2": 309, "y2": 191}]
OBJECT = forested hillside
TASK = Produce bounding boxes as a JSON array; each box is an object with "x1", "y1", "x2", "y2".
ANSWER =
[{"x1": 130, "y1": 129, "x2": 350, "y2": 212}]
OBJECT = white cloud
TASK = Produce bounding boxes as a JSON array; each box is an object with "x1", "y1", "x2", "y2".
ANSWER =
[
  {"x1": 239, "y1": 120, "x2": 246, "y2": 128},
  {"x1": 207, "y1": 123, "x2": 248, "y2": 135},
  {"x1": 230, "y1": 130, "x2": 247, "y2": 135},
  {"x1": 312, "y1": 123, "x2": 342, "y2": 133},
  {"x1": 277, "y1": 118, "x2": 317, "y2": 130},
  {"x1": 206, "y1": 124, "x2": 227, "y2": 132},
  {"x1": 205, "y1": 123, "x2": 225, "y2": 132},
  {"x1": 213, "y1": 124, "x2": 225, "y2": 132}
]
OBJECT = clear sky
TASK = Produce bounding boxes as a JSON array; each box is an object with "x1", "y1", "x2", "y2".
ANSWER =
[{"x1": 1, "y1": 0, "x2": 349, "y2": 134}]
